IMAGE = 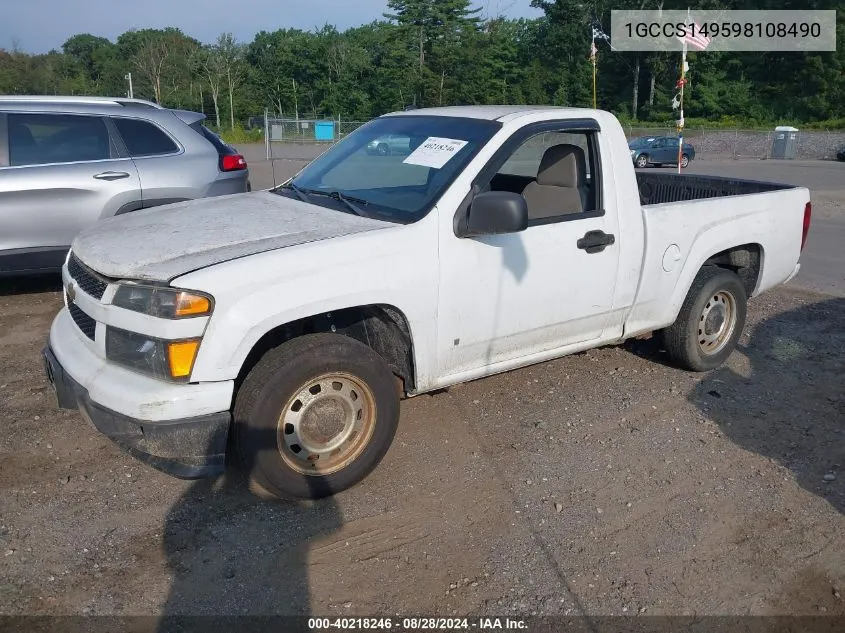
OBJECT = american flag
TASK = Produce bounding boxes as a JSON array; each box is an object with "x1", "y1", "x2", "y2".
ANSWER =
[{"x1": 678, "y1": 21, "x2": 711, "y2": 51}]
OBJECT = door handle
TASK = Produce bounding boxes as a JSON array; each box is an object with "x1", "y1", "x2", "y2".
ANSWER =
[
  {"x1": 577, "y1": 230, "x2": 615, "y2": 254},
  {"x1": 93, "y1": 171, "x2": 130, "y2": 181}
]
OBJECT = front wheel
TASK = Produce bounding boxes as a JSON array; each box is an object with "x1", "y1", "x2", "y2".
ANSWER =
[
  {"x1": 661, "y1": 267, "x2": 747, "y2": 372},
  {"x1": 680, "y1": 154, "x2": 690, "y2": 168},
  {"x1": 635, "y1": 154, "x2": 649, "y2": 168},
  {"x1": 234, "y1": 333, "x2": 400, "y2": 500}
]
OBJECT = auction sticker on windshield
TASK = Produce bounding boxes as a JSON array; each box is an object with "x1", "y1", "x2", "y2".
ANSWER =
[{"x1": 403, "y1": 137, "x2": 469, "y2": 169}]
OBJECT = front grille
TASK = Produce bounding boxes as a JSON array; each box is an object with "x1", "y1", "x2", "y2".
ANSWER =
[
  {"x1": 68, "y1": 254, "x2": 108, "y2": 300},
  {"x1": 68, "y1": 303, "x2": 96, "y2": 340}
]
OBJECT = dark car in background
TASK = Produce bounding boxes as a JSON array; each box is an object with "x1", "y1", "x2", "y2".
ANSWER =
[
  {"x1": 836, "y1": 146, "x2": 845, "y2": 161},
  {"x1": 629, "y1": 135, "x2": 696, "y2": 169}
]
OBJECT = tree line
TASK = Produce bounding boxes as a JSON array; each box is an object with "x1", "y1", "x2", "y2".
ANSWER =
[{"x1": 1, "y1": 0, "x2": 843, "y2": 129}]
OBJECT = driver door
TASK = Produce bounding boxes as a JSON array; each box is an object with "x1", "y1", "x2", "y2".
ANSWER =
[{"x1": 436, "y1": 123, "x2": 621, "y2": 379}]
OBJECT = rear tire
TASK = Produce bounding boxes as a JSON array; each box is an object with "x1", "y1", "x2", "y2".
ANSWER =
[
  {"x1": 662, "y1": 267, "x2": 747, "y2": 372},
  {"x1": 234, "y1": 333, "x2": 400, "y2": 500},
  {"x1": 680, "y1": 154, "x2": 690, "y2": 168}
]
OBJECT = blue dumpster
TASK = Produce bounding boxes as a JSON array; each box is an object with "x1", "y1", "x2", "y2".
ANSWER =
[{"x1": 314, "y1": 120, "x2": 335, "y2": 142}]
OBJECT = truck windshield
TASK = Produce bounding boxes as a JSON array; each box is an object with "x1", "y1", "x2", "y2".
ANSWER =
[{"x1": 277, "y1": 115, "x2": 501, "y2": 223}]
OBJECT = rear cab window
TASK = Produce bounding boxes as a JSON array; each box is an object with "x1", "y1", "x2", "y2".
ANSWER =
[
  {"x1": 112, "y1": 118, "x2": 179, "y2": 157},
  {"x1": 4, "y1": 113, "x2": 113, "y2": 167}
]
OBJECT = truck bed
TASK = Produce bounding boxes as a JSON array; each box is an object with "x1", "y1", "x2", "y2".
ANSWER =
[{"x1": 637, "y1": 172, "x2": 796, "y2": 206}]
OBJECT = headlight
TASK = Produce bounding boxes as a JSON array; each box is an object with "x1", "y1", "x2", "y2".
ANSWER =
[
  {"x1": 106, "y1": 327, "x2": 201, "y2": 382},
  {"x1": 112, "y1": 284, "x2": 213, "y2": 319}
]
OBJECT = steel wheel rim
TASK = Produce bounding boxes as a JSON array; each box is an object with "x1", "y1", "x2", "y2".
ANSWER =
[
  {"x1": 277, "y1": 372, "x2": 376, "y2": 476},
  {"x1": 698, "y1": 290, "x2": 737, "y2": 355}
]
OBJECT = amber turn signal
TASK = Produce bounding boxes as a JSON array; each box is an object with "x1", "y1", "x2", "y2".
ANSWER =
[
  {"x1": 175, "y1": 292, "x2": 212, "y2": 317},
  {"x1": 167, "y1": 339, "x2": 201, "y2": 379}
]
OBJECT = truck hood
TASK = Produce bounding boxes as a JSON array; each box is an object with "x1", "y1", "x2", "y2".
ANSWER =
[{"x1": 71, "y1": 192, "x2": 393, "y2": 281}]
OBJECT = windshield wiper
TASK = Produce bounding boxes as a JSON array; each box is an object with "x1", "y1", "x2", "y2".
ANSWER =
[
  {"x1": 325, "y1": 191, "x2": 369, "y2": 217},
  {"x1": 278, "y1": 182, "x2": 311, "y2": 203},
  {"x1": 299, "y1": 188, "x2": 370, "y2": 217}
]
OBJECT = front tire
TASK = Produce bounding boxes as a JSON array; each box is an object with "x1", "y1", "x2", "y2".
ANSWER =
[
  {"x1": 234, "y1": 333, "x2": 400, "y2": 500},
  {"x1": 662, "y1": 267, "x2": 747, "y2": 372},
  {"x1": 635, "y1": 154, "x2": 649, "y2": 168}
]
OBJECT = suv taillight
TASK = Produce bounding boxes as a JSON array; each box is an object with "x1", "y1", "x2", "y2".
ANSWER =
[
  {"x1": 801, "y1": 202, "x2": 812, "y2": 251},
  {"x1": 220, "y1": 154, "x2": 247, "y2": 172}
]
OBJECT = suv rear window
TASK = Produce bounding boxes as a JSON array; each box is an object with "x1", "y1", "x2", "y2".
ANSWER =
[
  {"x1": 190, "y1": 122, "x2": 236, "y2": 155},
  {"x1": 112, "y1": 118, "x2": 178, "y2": 157}
]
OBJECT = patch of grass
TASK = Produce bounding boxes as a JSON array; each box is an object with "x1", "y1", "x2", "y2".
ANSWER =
[{"x1": 208, "y1": 125, "x2": 263, "y2": 145}]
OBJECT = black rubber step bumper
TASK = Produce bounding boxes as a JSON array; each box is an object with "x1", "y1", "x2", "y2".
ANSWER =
[{"x1": 43, "y1": 345, "x2": 230, "y2": 479}]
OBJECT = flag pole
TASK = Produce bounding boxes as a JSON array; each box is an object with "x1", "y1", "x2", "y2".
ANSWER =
[
  {"x1": 677, "y1": 42, "x2": 686, "y2": 174},
  {"x1": 677, "y1": 9, "x2": 692, "y2": 174},
  {"x1": 591, "y1": 31, "x2": 597, "y2": 109}
]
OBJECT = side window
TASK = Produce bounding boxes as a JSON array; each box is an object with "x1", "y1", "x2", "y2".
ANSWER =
[
  {"x1": 652, "y1": 138, "x2": 666, "y2": 148},
  {"x1": 112, "y1": 118, "x2": 179, "y2": 157},
  {"x1": 7, "y1": 113, "x2": 112, "y2": 167},
  {"x1": 488, "y1": 129, "x2": 600, "y2": 221}
]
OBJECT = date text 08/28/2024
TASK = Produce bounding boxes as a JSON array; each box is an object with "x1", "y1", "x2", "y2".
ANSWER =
[{"x1": 308, "y1": 617, "x2": 528, "y2": 630}]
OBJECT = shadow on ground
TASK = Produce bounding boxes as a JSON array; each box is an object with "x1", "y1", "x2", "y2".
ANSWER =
[
  {"x1": 687, "y1": 297, "x2": 845, "y2": 515},
  {"x1": 157, "y1": 433, "x2": 344, "y2": 632},
  {"x1": 0, "y1": 273, "x2": 63, "y2": 297}
]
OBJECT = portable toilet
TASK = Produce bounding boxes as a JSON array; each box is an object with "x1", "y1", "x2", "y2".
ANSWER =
[
  {"x1": 771, "y1": 126, "x2": 798, "y2": 159},
  {"x1": 314, "y1": 120, "x2": 336, "y2": 142}
]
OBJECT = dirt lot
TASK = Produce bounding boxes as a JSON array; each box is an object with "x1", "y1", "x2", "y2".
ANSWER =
[{"x1": 1, "y1": 158, "x2": 844, "y2": 620}]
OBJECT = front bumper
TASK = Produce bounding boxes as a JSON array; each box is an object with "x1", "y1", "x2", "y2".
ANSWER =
[{"x1": 43, "y1": 345, "x2": 229, "y2": 479}]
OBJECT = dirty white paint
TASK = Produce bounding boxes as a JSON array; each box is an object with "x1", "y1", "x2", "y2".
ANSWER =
[
  {"x1": 51, "y1": 106, "x2": 811, "y2": 429},
  {"x1": 71, "y1": 191, "x2": 391, "y2": 281}
]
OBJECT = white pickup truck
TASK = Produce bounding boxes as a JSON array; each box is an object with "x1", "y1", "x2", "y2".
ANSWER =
[{"x1": 43, "y1": 106, "x2": 812, "y2": 500}]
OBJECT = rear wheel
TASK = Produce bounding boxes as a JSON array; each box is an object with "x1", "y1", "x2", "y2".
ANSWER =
[
  {"x1": 635, "y1": 154, "x2": 649, "y2": 168},
  {"x1": 680, "y1": 154, "x2": 690, "y2": 168},
  {"x1": 234, "y1": 333, "x2": 400, "y2": 500},
  {"x1": 662, "y1": 267, "x2": 747, "y2": 372}
]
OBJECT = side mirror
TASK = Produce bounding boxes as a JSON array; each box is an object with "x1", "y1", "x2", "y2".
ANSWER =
[{"x1": 460, "y1": 191, "x2": 528, "y2": 238}]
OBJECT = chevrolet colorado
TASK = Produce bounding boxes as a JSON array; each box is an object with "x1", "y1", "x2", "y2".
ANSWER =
[{"x1": 43, "y1": 106, "x2": 812, "y2": 500}]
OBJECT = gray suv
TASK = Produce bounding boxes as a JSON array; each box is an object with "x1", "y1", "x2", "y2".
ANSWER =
[{"x1": 0, "y1": 96, "x2": 250, "y2": 275}]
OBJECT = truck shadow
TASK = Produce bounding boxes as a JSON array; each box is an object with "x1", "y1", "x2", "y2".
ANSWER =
[
  {"x1": 0, "y1": 273, "x2": 63, "y2": 297},
  {"x1": 157, "y1": 428, "x2": 344, "y2": 632},
  {"x1": 686, "y1": 297, "x2": 845, "y2": 515}
]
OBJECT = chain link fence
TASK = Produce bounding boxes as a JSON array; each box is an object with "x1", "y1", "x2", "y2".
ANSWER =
[
  {"x1": 259, "y1": 113, "x2": 844, "y2": 163},
  {"x1": 624, "y1": 127, "x2": 845, "y2": 160},
  {"x1": 264, "y1": 114, "x2": 367, "y2": 160}
]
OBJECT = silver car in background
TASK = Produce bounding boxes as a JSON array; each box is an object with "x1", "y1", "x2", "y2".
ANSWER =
[
  {"x1": 365, "y1": 133, "x2": 413, "y2": 156},
  {"x1": 0, "y1": 96, "x2": 250, "y2": 275}
]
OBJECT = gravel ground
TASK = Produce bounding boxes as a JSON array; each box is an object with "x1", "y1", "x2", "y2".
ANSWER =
[
  {"x1": 1, "y1": 283, "x2": 843, "y2": 618},
  {"x1": 0, "y1": 156, "x2": 843, "y2": 619}
]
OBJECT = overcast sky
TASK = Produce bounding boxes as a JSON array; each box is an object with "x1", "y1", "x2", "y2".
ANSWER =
[{"x1": 3, "y1": 0, "x2": 544, "y2": 54}]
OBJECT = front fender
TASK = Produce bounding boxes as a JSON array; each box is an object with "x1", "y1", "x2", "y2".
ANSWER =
[
  {"x1": 174, "y1": 216, "x2": 441, "y2": 389},
  {"x1": 192, "y1": 287, "x2": 434, "y2": 386}
]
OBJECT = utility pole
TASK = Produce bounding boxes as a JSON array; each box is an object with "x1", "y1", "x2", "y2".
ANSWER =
[{"x1": 125, "y1": 72, "x2": 134, "y2": 99}]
